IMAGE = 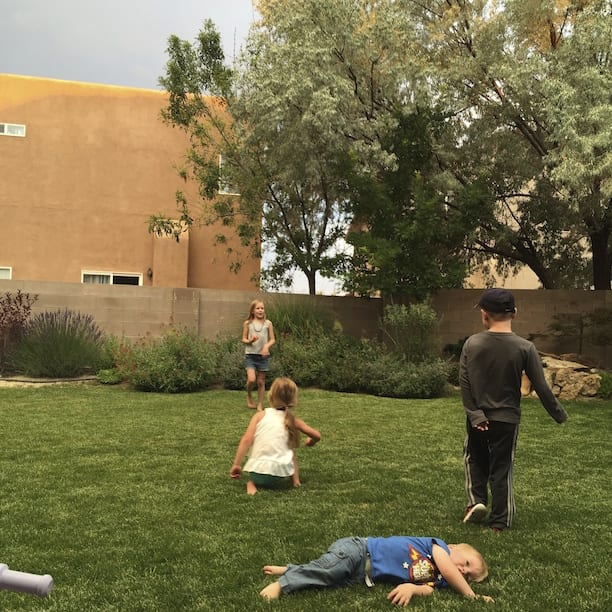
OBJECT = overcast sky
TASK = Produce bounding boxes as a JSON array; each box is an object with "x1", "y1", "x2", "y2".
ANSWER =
[{"x1": 0, "y1": 0, "x2": 256, "y2": 89}]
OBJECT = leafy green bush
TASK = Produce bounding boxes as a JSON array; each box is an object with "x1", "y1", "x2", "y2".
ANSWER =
[
  {"x1": 367, "y1": 355, "x2": 450, "y2": 398},
  {"x1": 116, "y1": 327, "x2": 215, "y2": 393},
  {"x1": 381, "y1": 302, "x2": 440, "y2": 362},
  {"x1": 318, "y1": 336, "x2": 383, "y2": 393},
  {"x1": 271, "y1": 334, "x2": 329, "y2": 387},
  {"x1": 96, "y1": 334, "x2": 125, "y2": 370},
  {"x1": 270, "y1": 332, "x2": 449, "y2": 399},
  {"x1": 0, "y1": 290, "x2": 38, "y2": 374},
  {"x1": 597, "y1": 371, "x2": 612, "y2": 400},
  {"x1": 96, "y1": 368, "x2": 123, "y2": 385},
  {"x1": 213, "y1": 334, "x2": 245, "y2": 390},
  {"x1": 10, "y1": 309, "x2": 104, "y2": 377},
  {"x1": 442, "y1": 336, "x2": 465, "y2": 386},
  {"x1": 446, "y1": 360, "x2": 461, "y2": 386}
]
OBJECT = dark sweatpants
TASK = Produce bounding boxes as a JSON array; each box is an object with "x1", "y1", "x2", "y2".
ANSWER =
[{"x1": 463, "y1": 420, "x2": 519, "y2": 530}]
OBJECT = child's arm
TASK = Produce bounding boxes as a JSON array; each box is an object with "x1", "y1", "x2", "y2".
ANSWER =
[
  {"x1": 387, "y1": 583, "x2": 434, "y2": 606},
  {"x1": 432, "y1": 544, "x2": 494, "y2": 603},
  {"x1": 242, "y1": 320, "x2": 256, "y2": 345},
  {"x1": 261, "y1": 321, "x2": 275, "y2": 356},
  {"x1": 294, "y1": 418, "x2": 321, "y2": 447},
  {"x1": 230, "y1": 412, "x2": 263, "y2": 478}
]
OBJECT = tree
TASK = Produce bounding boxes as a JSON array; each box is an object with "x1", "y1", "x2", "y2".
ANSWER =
[
  {"x1": 346, "y1": 110, "x2": 473, "y2": 297},
  {"x1": 252, "y1": 0, "x2": 464, "y2": 296},
  {"x1": 152, "y1": 18, "x2": 355, "y2": 294},
  {"x1": 403, "y1": 0, "x2": 612, "y2": 288}
]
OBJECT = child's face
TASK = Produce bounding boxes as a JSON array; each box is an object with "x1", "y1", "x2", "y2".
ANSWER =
[
  {"x1": 253, "y1": 303, "x2": 265, "y2": 319},
  {"x1": 450, "y1": 547, "x2": 484, "y2": 582}
]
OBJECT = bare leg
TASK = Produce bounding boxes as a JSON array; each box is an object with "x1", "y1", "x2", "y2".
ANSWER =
[
  {"x1": 246, "y1": 480, "x2": 258, "y2": 495},
  {"x1": 256, "y1": 371, "x2": 266, "y2": 411},
  {"x1": 263, "y1": 565, "x2": 287, "y2": 576},
  {"x1": 260, "y1": 581, "x2": 282, "y2": 600},
  {"x1": 246, "y1": 369, "x2": 256, "y2": 408},
  {"x1": 292, "y1": 451, "x2": 301, "y2": 488}
]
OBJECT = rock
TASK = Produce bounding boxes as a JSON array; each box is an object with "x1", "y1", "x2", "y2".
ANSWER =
[{"x1": 521, "y1": 354, "x2": 602, "y2": 401}]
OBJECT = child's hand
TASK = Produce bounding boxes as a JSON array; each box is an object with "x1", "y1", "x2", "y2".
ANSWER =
[
  {"x1": 304, "y1": 437, "x2": 315, "y2": 447},
  {"x1": 387, "y1": 583, "x2": 416, "y2": 606},
  {"x1": 249, "y1": 335, "x2": 259, "y2": 344},
  {"x1": 478, "y1": 595, "x2": 495, "y2": 603},
  {"x1": 387, "y1": 583, "x2": 433, "y2": 606},
  {"x1": 230, "y1": 465, "x2": 242, "y2": 479}
]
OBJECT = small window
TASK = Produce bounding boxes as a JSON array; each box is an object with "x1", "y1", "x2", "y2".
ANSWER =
[
  {"x1": 0, "y1": 123, "x2": 26, "y2": 137},
  {"x1": 82, "y1": 271, "x2": 142, "y2": 286},
  {"x1": 0, "y1": 266, "x2": 12, "y2": 280},
  {"x1": 218, "y1": 154, "x2": 240, "y2": 195}
]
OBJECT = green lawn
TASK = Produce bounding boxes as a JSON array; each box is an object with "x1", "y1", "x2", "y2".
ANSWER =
[{"x1": 0, "y1": 385, "x2": 610, "y2": 611}]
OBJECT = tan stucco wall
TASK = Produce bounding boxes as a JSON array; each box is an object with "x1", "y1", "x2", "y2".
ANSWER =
[{"x1": 0, "y1": 74, "x2": 258, "y2": 290}]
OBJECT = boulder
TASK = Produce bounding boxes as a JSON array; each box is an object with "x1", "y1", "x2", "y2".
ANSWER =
[{"x1": 521, "y1": 354, "x2": 601, "y2": 401}]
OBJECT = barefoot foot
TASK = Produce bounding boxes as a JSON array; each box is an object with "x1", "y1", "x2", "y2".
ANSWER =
[
  {"x1": 260, "y1": 581, "x2": 282, "y2": 600},
  {"x1": 263, "y1": 565, "x2": 287, "y2": 576}
]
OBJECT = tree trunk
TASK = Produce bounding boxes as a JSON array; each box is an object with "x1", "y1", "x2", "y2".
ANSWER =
[
  {"x1": 307, "y1": 271, "x2": 317, "y2": 296},
  {"x1": 589, "y1": 222, "x2": 612, "y2": 290}
]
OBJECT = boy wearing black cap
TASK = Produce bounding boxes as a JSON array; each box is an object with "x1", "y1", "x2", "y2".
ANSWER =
[{"x1": 460, "y1": 288, "x2": 567, "y2": 532}]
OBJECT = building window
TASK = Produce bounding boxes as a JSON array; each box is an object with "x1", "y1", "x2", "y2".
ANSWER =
[
  {"x1": 0, "y1": 266, "x2": 12, "y2": 279},
  {"x1": 0, "y1": 123, "x2": 26, "y2": 137},
  {"x1": 82, "y1": 271, "x2": 142, "y2": 286},
  {"x1": 218, "y1": 154, "x2": 240, "y2": 195}
]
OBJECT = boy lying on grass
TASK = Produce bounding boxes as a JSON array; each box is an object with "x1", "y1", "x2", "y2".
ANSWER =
[{"x1": 260, "y1": 535, "x2": 494, "y2": 606}]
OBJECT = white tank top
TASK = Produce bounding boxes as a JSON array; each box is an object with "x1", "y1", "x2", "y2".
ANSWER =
[{"x1": 243, "y1": 408, "x2": 294, "y2": 477}]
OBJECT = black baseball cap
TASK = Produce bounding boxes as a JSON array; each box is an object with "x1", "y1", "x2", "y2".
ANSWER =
[{"x1": 476, "y1": 288, "x2": 516, "y2": 313}]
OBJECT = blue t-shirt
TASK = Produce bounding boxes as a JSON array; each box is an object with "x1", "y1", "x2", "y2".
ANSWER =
[{"x1": 367, "y1": 536, "x2": 450, "y2": 588}]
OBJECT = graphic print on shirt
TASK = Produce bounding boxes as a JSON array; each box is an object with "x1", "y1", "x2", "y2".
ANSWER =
[{"x1": 405, "y1": 545, "x2": 438, "y2": 585}]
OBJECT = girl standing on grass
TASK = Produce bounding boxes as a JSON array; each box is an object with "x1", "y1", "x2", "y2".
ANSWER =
[
  {"x1": 242, "y1": 300, "x2": 275, "y2": 411},
  {"x1": 230, "y1": 377, "x2": 321, "y2": 495}
]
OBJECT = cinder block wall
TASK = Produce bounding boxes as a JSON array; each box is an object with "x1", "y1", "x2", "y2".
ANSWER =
[
  {"x1": 1, "y1": 281, "x2": 609, "y2": 369},
  {"x1": 428, "y1": 289, "x2": 611, "y2": 368}
]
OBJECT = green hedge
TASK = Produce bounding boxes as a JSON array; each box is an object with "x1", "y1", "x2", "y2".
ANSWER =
[{"x1": 115, "y1": 327, "x2": 216, "y2": 393}]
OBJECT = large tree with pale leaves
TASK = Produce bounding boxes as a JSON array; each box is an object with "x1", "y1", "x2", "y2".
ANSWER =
[
  {"x1": 402, "y1": 0, "x2": 611, "y2": 289},
  {"x1": 153, "y1": 0, "x2": 611, "y2": 295}
]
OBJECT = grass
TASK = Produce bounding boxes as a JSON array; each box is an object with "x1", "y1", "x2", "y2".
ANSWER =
[{"x1": 0, "y1": 384, "x2": 610, "y2": 611}]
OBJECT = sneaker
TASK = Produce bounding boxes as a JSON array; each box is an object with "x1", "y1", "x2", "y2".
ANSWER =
[{"x1": 463, "y1": 503, "x2": 488, "y2": 523}]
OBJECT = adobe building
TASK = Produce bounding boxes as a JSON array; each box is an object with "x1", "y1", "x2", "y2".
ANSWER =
[{"x1": 0, "y1": 74, "x2": 259, "y2": 290}]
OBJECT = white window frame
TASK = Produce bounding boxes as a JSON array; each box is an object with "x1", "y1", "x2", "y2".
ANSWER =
[
  {"x1": 0, "y1": 266, "x2": 12, "y2": 280},
  {"x1": 218, "y1": 154, "x2": 240, "y2": 196},
  {"x1": 0, "y1": 123, "x2": 26, "y2": 137},
  {"x1": 81, "y1": 270, "x2": 143, "y2": 286}
]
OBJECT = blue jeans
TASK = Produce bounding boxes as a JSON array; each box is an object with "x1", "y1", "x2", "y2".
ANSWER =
[{"x1": 278, "y1": 537, "x2": 368, "y2": 594}]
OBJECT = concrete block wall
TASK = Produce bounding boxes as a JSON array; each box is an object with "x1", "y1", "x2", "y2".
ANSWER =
[
  {"x1": 429, "y1": 289, "x2": 611, "y2": 368},
  {"x1": 1, "y1": 280, "x2": 609, "y2": 369}
]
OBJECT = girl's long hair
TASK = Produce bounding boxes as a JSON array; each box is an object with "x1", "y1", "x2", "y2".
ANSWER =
[{"x1": 268, "y1": 377, "x2": 299, "y2": 449}]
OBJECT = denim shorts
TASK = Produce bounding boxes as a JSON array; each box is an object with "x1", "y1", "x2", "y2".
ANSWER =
[{"x1": 245, "y1": 353, "x2": 270, "y2": 372}]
